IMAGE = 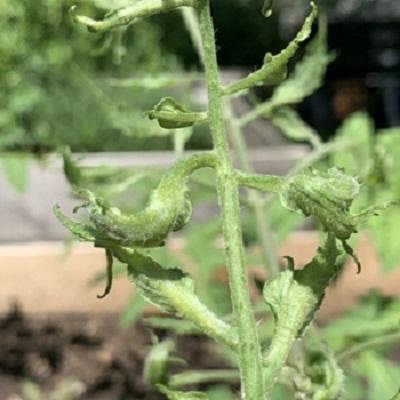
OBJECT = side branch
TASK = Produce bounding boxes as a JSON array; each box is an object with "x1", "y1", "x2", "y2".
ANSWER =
[
  {"x1": 71, "y1": 0, "x2": 199, "y2": 32},
  {"x1": 236, "y1": 171, "x2": 285, "y2": 193}
]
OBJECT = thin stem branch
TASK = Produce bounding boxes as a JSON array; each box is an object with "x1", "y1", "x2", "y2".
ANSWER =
[
  {"x1": 71, "y1": 0, "x2": 199, "y2": 32},
  {"x1": 336, "y1": 332, "x2": 400, "y2": 363},
  {"x1": 169, "y1": 369, "x2": 240, "y2": 388},
  {"x1": 198, "y1": 1, "x2": 265, "y2": 398},
  {"x1": 263, "y1": 326, "x2": 298, "y2": 392}
]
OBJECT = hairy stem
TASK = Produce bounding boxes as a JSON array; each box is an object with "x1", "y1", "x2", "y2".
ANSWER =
[
  {"x1": 226, "y1": 104, "x2": 280, "y2": 277},
  {"x1": 198, "y1": 1, "x2": 265, "y2": 398},
  {"x1": 71, "y1": 0, "x2": 199, "y2": 32},
  {"x1": 263, "y1": 324, "x2": 298, "y2": 392}
]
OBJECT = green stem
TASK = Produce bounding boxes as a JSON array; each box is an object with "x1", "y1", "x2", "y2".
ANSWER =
[
  {"x1": 71, "y1": 0, "x2": 199, "y2": 32},
  {"x1": 169, "y1": 369, "x2": 240, "y2": 388},
  {"x1": 198, "y1": 1, "x2": 265, "y2": 398},
  {"x1": 263, "y1": 325, "x2": 298, "y2": 392},
  {"x1": 236, "y1": 172, "x2": 284, "y2": 193},
  {"x1": 336, "y1": 332, "x2": 400, "y2": 363},
  {"x1": 227, "y1": 105, "x2": 280, "y2": 277}
]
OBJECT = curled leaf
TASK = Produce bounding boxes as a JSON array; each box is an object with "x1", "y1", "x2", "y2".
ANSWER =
[
  {"x1": 70, "y1": 0, "x2": 199, "y2": 33},
  {"x1": 146, "y1": 97, "x2": 207, "y2": 129},
  {"x1": 56, "y1": 153, "x2": 216, "y2": 248},
  {"x1": 223, "y1": 2, "x2": 317, "y2": 96},
  {"x1": 126, "y1": 250, "x2": 194, "y2": 313},
  {"x1": 96, "y1": 250, "x2": 114, "y2": 299},
  {"x1": 280, "y1": 168, "x2": 360, "y2": 241},
  {"x1": 264, "y1": 234, "x2": 340, "y2": 337}
]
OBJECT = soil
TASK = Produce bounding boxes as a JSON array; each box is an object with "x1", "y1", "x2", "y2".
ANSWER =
[{"x1": 0, "y1": 304, "x2": 229, "y2": 400}]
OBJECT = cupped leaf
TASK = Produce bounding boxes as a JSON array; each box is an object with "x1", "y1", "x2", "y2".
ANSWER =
[
  {"x1": 53, "y1": 204, "x2": 95, "y2": 242},
  {"x1": 126, "y1": 250, "x2": 194, "y2": 313},
  {"x1": 280, "y1": 168, "x2": 360, "y2": 241},
  {"x1": 146, "y1": 97, "x2": 207, "y2": 129},
  {"x1": 56, "y1": 152, "x2": 217, "y2": 248},
  {"x1": 223, "y1": 2, "x2": 318, "y2": 96},
  {"x1": 262, "y1": 235, "x2": 341, "y2": 392},
  {"x1": 264, "y1": 234, "x2": 341, "y2": 337},
  {"x1": 267, "y1": 16, "x2": 333, "y2": 109}
]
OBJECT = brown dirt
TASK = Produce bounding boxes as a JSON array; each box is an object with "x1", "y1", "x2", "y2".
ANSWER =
[{"x1": 0, "y1": 305, "x2": 228, "y2": 400}]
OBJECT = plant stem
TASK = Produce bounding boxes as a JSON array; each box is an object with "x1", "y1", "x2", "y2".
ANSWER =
[
  {"x1": 263, "y1": 323, "x2": 298, "y2": 392},
  {"x1": 169, "y1": 369, "x2": 240, "y2": 388},
  {"x1": 336, "y1": 332, "x2": 400, "y2": 362},
  {"x1": 198, "y1": 1, "x2": 265, "y2": 398},
  {"x1": 227, "y1": 104, "x2": 280, "y2": 277}
]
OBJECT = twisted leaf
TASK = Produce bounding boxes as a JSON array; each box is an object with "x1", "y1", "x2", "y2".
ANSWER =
[
  {"x1": 57, "y1": 153, "x2": 216, "y2": 248},
  {"x1": 280, "y1": 168, "x2": 360, "y2": 241},
  {"x1": 267, "y1": 17, "x2": 333, "y2": 109},
  {"x1": 264, "y1": 234, "x2": 341, "y2": 338},
  {"x1": 126, "y1": 251, "x2": 194, "y2": 313},
  {"x1": 223, "y1": 2, "x2": 317, "y2": 96},
  {"x1": 146, "y1": 97, "x2": 207, "y2": 129},
  {"x1": 71, "y1": 0, "x2": 199, "y2": 33}
]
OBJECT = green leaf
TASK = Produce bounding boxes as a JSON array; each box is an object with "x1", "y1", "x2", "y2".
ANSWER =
[
  {"x1": 223, "y1": 2, "x2": 318, "y2": 95},
  {"x1": 280, "y1": 168, "x2": 360, "y2": 241},
  {"x1": 306, "y1": 342, "x2": 344, "y2": 400},
  {"x1": 366, "y1": 207, "x2": 400, "y2": 272},
  {"x1": 56, "y1": 153, "x2": 198, "y2": 248},
  {"x1": 62, "y1": 148, "x2": 151, "y2": 196},
  {"x1": 126, "y1": 251, "x2": 194, "y2": 313},
  {"x1": 351, "y1": 352, "x2": 400, "y2": 400},
  {"x1": 263, "y1": 234, "x2": 341, "y2": 336},
  {"x1": 321, "y1": 293, "x2": 400, "y2": 351},
  {"x1": 120, "y1": 291, "x2": 147, "y2": 329},
  {"x1": 333, "y1": 112, "x2": 373, "y2": 176},
  {"x1": 269, "y1": 107, "x2": 319, "y2": 144},
  {"x1": 146, "y1": 97, "x2": 207, "y2": 129},
  {"x1": 157, "y1": 385, "x2": 209, "y2": 400},
  {"x1": 206, "y1": 386, "x2": 234, "y2": 400},
  {"x1": 143, "y1": 340, "x2": 175, "y2": 387},
  {"x1": 0, "y1": 154, "x2": 29, "y2": 192},
  {"x1": 53, "y1": 204, "x2": 95, "y2": 242},
  {"x1": 267, "y1": 17, "x2": 333, "y2": 108}
]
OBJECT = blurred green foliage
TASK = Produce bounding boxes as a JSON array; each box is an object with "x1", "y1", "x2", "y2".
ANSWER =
[{"x1": 0, "y1": 0, "x2": 206, "y2": 153}]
